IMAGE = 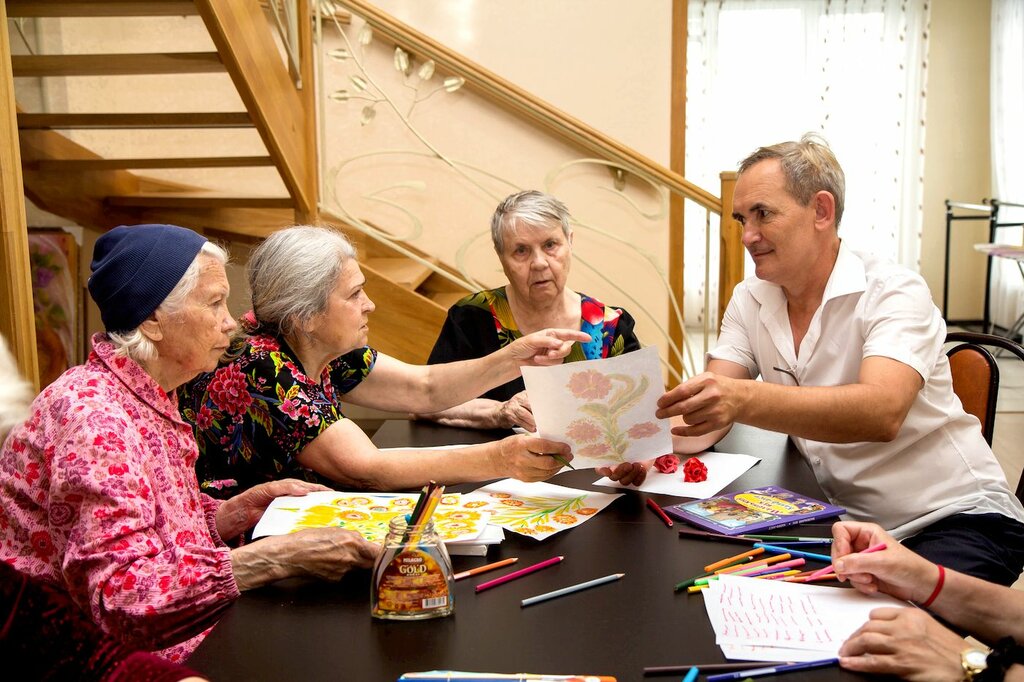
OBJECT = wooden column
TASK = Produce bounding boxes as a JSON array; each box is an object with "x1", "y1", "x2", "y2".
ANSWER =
[
  {"x1": 0, "y1": 1, "x2": 39, "y2": 389},
  {"x1": 296, "y1": 0, "x2": 319, "y2": 224},
  {"x1": 668, "y1": 0, "x2": 687, "y2": 379},
  {"x1": 718, "y1": 171, "x2": 743, "y2": 330}
]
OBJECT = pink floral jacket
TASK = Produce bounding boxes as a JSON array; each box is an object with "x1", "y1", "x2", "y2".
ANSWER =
[{"x1": 0, "y1": 334, "x2": 241, "y2": 661}]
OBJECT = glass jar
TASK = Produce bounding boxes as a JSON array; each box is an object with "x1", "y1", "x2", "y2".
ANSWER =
[{"x1": 371, "y1": 516, "x2": 454, "y2": 620}]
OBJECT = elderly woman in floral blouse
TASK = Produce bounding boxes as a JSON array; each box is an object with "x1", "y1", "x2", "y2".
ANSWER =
[
  {"x1": 0, "y1": 224, "x2": 379, "y2": 663},
  {"x1": 180, "y1": 225, "x2": 622, "y2": 498}
]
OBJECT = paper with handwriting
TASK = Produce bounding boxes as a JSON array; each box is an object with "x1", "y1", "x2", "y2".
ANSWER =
[
  {"x1": 521, "y1": 346, "x2": 672, "y2": 468},
  {"x1": 704, "y1": 574, "x2": 907, "y2": 660}
]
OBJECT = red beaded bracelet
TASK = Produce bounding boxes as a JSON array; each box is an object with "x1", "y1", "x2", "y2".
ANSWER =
[{"x1": 918, "y1": 564, "x2": 945, "y2": 608}]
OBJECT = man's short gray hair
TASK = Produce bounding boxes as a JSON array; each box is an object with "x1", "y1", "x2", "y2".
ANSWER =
[
  {"x1": 248, "y1": 225, "x2": 357, "y2": 337},
  {"x1": 738, "y1": 133, "x2": 846, "y2": 227},
  {"x1": 108, "y1": 241, "x2": 228, "y2": 364},
  {"x1": 490, "y1": 190, "x2": 573, "y2": 253},
  {"x1": 0, "y1": 335, "x2": 33, "y2": 441}
]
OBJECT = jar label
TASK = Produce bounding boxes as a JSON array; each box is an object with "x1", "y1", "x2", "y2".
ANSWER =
[{"x1": 374, "y1": 548, "x2": 450, "y2": 613}]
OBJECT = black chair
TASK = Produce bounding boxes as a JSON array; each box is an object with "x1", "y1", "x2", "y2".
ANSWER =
[{"x1": 945, "y1": 331, "x2": 1024, "y2": 504}]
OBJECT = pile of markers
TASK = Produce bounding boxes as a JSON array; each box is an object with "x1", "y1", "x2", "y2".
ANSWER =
[{"x1": 674, "y1": 530, "x2": 840, "y2": 593}]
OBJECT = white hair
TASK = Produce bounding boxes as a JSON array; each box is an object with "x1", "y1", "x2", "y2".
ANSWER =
[
  {"x1": 108, "y1": 241, "x2": 228, "y2": 364},
  {"x1": 248, "y1": 225, "x2": 357, "y2": 337},
  {"x1": 0, "y1": 335, "x2": 33, "y2": 441},
  {"x1": 490, "y1": 190, "x2": 572, "y2": 253}
]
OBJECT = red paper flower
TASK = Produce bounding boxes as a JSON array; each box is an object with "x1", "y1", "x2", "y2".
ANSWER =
[
  {"x1": 683, "y1": 457, "x2": 708, "y2": 482},
  {"x1": 653, "y1": 454, "x2": 679, "y2": 473}
]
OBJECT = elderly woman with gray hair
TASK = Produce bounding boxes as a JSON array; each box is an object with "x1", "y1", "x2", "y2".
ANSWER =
[
  {"x1": 180, "y1": 224, "x2": 591, "y2": 498},
  {"x1": 0, "y1": 224, "x2": 379, "y2": 664},
  {"x1": 421, "y1": 190, "x2": 646, "y2": 485}
]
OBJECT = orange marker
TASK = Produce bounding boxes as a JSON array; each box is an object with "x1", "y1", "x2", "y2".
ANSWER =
[{"x1": 704, "y1": 547, "x2": 766, "y2": 573}]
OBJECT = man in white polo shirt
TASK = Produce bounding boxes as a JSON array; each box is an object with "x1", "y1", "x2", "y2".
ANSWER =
[{"x1": 657, "y1": 134, "x2": 1024, "y2": 585}]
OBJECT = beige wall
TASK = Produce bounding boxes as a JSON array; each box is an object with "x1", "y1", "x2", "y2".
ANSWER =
[{"x1": 921, "y1": 0, "x2": 992, "y2": 321}]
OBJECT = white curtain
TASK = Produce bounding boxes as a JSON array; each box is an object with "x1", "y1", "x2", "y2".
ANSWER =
[
  {"x1": 685, "y1": 0, "x2": 930, "y2": 330},
  {"x1": 989, "y1": 0, "x2": 1024, "y2": 333}
]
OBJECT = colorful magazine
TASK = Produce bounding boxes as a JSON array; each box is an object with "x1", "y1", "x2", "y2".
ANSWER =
[{"x1": 663, "y1": 485, "x2": 844, "y2": 535}]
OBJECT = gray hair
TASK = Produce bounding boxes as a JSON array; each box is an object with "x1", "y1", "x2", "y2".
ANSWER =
[
  {"x1": 248, "y1": 225, "x2": 357, "y2": 337},
  {"x1": 109, "y1": 241, "x2": 228, "y2": 364},
  {"x1": 0, "y1": 335, "x2": 33, "y2": 441},
  {"x1": 490, "y1": 190, "x2": 572, "y2": 253},
  {"x1": 738, "y1": 133, "x2": 846, "y2": 227}
]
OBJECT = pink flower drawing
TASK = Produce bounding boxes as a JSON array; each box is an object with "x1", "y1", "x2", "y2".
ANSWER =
[
  {"x1": 567, "y1": 370, "x2": 612, "y2": 400},
  {"x1": 566, "y1": 419, "x2": 602, "y2": 443},
  {"x1": 579, "y1": 443, "x2": 612, "y2": 458},
  {"x1": 627, "y1": 421, "x2": 659, "y2": 439}
]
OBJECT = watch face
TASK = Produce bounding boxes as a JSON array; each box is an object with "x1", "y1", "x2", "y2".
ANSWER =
[{"x1": 964, "y1": 649, "x2": 989, "y2": 670}]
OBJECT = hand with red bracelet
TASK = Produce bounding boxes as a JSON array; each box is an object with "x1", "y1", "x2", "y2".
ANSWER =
[{"x1": 831, "y1": 521, "x2": 943, "y2": 605}]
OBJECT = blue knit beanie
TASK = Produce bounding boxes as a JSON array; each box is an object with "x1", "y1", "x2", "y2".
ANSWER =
[{"x1": 88, "y1": 224, "x2": 208, "y2": 333}]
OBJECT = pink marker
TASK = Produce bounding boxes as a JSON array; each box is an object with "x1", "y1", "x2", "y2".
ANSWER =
[
  {"x1": 475, "y1": 555, "x2": 564, "y2": 593},
  {"x1": 806, "y1": 541, "x2": 887, "y2": 581}
]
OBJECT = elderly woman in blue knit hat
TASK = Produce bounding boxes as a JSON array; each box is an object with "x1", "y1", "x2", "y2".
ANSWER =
[{"x1": 0, "y1": 224, "x2": 379, "y2": 663}]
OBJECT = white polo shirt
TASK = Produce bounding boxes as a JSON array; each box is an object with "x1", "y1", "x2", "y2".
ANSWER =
[{"x1": 710, "y1": 242, "x2": 1024, "y2": 538}]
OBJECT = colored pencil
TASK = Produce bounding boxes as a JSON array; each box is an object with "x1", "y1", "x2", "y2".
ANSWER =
[
  {"x1": 675, "y1": 560, "x2": 753, "y2": 592},
  {"x1": 681, "y1": 667, "x2": 699, "y2": 682},
  {"x1": 453, "y1": 557, "x2": 519, "y2": 581},
  {"x1": 756, "y1": 569, "x2": 801, "y2": 580},
  {"x1": 686, "y1": 584, "x2": 708, "y2": 593},
  {"x1": 475, "y1": 556, "x2": 564, "y2": 593},
  {"x1": 805, "y1": 541, "x2": 887, "y2": 580},
  {"x1": 752, "y1": 543, "x2": 832, "y2": 562},
  {"x1": 715, "y1": 554, "x2": 790, "y2": 575},
  {"x1": 646, "y1": 498, "x2": 674, "y2": 527},
  {"x1": 735, "y1": 558, "x2": 805, "y2": 577},
  {"x1": 642, "y1": 662, "x2": 783, "y2": 676},
  {"x1": 521, "y1": 572, "x2": 624, "y2": 607},
  {"x1": 704, "y1": 547, "x2": 765, "y2": 572},
  {"x1": 740, "y1": 534, "x2": 833, "y2": 543},
  {"x1": 678, "y1": 528, "x2": 759, "y2": 545},
  {"x1": 551, "y1": 454, "x2": 576, "y2": 470},
  {"x1": 799, "y1": 572, "x2": 838, "y2": 583},
  {"x1": 705, "y1": 657, "x2": 838, "y2": 681}
]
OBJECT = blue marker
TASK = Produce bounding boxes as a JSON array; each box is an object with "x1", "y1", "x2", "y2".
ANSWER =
[
  {"x1": 753, "y1": 543, "x2": 832, "y2": 563},
  {"x1": 706, "y1": 657, "x2": 839, "y2": 681},
  {"x1": 682, "y1": 666, "x2": 699, "y2": 682}
]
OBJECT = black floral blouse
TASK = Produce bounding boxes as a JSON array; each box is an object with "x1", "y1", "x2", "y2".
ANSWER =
[{"x1": 179, "y1": 318, "x2": 377, "y2": 499}]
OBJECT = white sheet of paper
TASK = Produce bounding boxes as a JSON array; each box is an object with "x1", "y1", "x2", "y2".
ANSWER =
[
  {"x1": 703, "y1": 574, "x2": 907, "y2": 655},
  {"x1": 462, "y1": 479, "x2": 622, "y2": 540},
  {"x1": 592, "y1": 451, "x2": 761, "y2": 497},
  {"x1": 718, "y1": 643, "x2": 830, "y2": 663},
  {"x1": 521, "y1": 346, "x2": 672, "y2": 468}
]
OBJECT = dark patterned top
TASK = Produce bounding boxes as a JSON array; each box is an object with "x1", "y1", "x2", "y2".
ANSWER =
[
  {"x1": 427, "y1": 287, "x2": 641, "y2": 402},
  {"x1": 179, "y1": 321, "x2": 377, "y2": 499},
  {"x1": 0, "y1": 562, "x2": 200, "y2": 681}
]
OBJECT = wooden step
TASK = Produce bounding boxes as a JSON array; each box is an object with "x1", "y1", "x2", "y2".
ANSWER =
[
  {"x1": 25, "y1": 156, "x2": 274, "y2": 171},
  {"x1": 18, "y1": 112, "x2": 252, "y2": 129},
  {"x1": 429, "y1": 291, "x2": 468, "y2": 310},
  {"x1": 364, "y1": 257, "x2": 436, "y2": 290},
  {"x1": 12, "y1": 53, "x2": 224, "y2": 78},
  {"x1": 106, "y1": 192, "x2": 293, "y2": 209},
  {"x1": 6, "y1": 1, "x2": 198, "y2": 16}
]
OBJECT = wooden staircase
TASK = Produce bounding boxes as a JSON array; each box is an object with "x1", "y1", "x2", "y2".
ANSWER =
[{"x1": 2, "y1": 0, "x2": 463, "y2": 383}]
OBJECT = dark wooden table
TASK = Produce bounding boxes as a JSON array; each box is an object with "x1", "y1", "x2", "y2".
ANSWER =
[{"x1": 190, "y1": 422, "x2": 869, "y2": 681}]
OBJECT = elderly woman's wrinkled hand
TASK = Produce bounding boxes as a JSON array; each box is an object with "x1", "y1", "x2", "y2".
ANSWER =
[
  {"x1": 497, "y1": 391, "x2": 535, "y2": 431},
  {"x1": 831, "y1": 521, "x2": 936, "y2": 603},
  {"x1": 595, "y1": 461, "x2": 648, "y2": 487},
  {"x1": 496, "y1": 434, "x2": 572, "y2": 481},
  {"x1": 233, "y1": 528, "x2": 379, "y2": 589},
  {"x1": 216, "y1": 479, "x2": 331, "y2": 541},
  {"x1": 838, "y1": 607, "x2": 966, "y2": 681},
  {"x1": 509, "y1": 329, "x2": 591, "y2": 367}
]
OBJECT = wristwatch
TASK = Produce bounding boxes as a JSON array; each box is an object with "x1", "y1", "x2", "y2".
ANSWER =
[{"x1": 962, "y1": 647, "x2": 989, "y2": 681}]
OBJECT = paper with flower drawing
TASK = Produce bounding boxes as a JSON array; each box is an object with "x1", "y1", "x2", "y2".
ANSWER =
[
  {"x1": 251, "y1": 491, "x2": 490, "y2": 543},
  {"x1": 594, "y1": 451, "x2": 762, "y2": 498},
  {"x1": 521, "y1": 346, "x2": 672, "y2": 467},
  {"x1": 461, "y1": 479, "x2": 622, "y2": 540}
]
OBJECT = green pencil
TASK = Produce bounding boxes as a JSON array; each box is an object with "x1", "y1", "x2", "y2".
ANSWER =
[{"x1": 551, "y1": 454, "x2": 576, "y2": 470}]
